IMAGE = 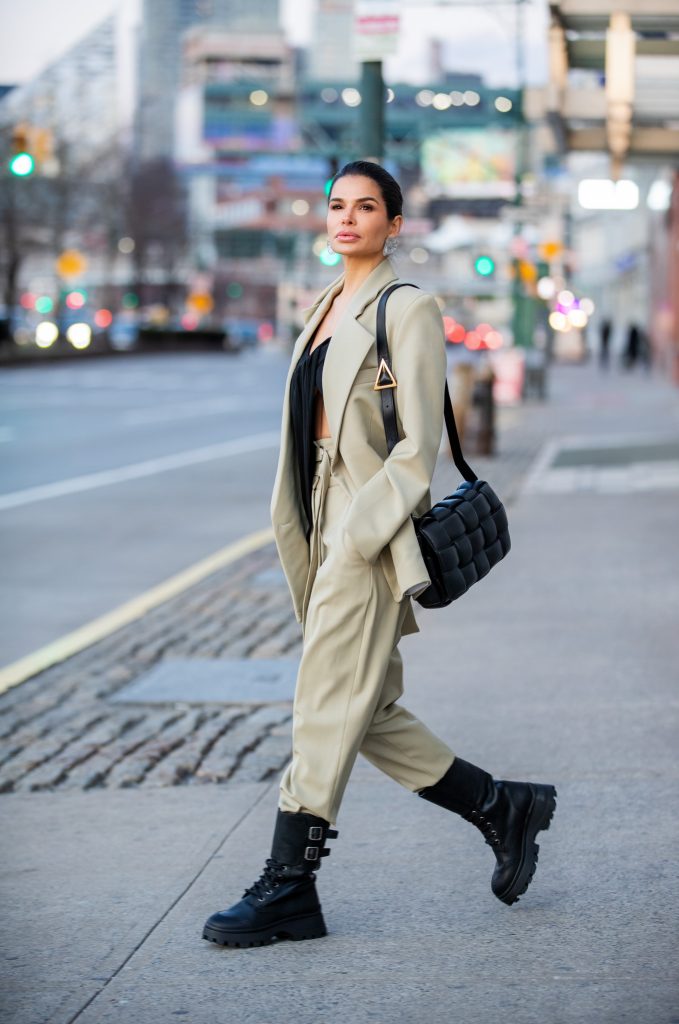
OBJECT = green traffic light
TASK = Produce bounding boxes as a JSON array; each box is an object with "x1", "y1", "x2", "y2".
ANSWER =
[
  {"x1": 474, "y1": 255, "x2": 495, "y2": 277},
  {"x1": 9, "y1": 152, "x2": 35, "y2": 177},
  {"x1": 319, "y1": 247, "x2": 341, "y2": 267}
]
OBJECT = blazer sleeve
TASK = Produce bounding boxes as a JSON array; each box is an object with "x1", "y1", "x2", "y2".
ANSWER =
[{"x1": 341, "y1": 291, "x2": 447, "y2": 564}]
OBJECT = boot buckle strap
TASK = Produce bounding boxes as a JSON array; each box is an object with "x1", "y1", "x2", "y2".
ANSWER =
[
  {"x1": 308, "y1": 826, "x2": 323, "y2": 840},
  {"x1": 304, "y1": 846, "x2": 319, "y2": 860}
]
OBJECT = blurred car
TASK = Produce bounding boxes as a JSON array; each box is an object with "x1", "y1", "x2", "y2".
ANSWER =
[
  {"x1": 222, "y1": 317, "x2": 267, "y2": 349},
  {"x1": 108, "y1": 312, "x2": 140, "y2": 351}
]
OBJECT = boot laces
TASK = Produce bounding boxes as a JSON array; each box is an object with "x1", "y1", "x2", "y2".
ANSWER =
[
  {"x1": 466, "y1": 809, "x2": 502, "y2": 849},
  {"x1": 243, "y1": 858, "x2": 293, "y2": 901}
]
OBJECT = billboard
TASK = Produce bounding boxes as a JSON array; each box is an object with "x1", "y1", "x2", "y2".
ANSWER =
[{"x1": 421, "y1": 129, "x2": 517, "y2": 199}]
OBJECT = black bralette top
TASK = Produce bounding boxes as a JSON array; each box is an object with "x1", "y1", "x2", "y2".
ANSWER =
[{"x1": 289, "y1": 335, "x2": 331, "y2": 540}]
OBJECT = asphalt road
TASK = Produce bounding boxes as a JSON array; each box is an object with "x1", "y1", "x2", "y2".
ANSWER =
[{"x1": 0, "y1": 348, "x2": 290, "y2": 666}]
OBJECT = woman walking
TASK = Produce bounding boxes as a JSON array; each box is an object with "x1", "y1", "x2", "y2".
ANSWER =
[{"x1": 203, "y1": 161, "x2": 556, "y2": 948}]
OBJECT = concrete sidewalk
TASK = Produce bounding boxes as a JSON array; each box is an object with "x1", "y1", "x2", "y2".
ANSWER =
[{"x1": 2, "y1": 360, "x2": 678, "y2": 1024}]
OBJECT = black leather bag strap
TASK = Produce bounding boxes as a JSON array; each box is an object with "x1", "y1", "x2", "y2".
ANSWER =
[{"x1": 375, "y1": 283, "x2": 478, "y2": 483}]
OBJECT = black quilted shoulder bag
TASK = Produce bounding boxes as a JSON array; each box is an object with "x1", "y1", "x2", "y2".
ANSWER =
[{"x1": 375, "y1": 282, "x2": 511, "y2": 608}]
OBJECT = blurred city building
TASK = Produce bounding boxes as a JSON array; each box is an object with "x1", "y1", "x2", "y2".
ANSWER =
[
  {"x1": 175, "y1": 21, "x2": 300, "y2": 319},
  {"x1": 136, "y1": 0, "x2": 281, "y2": 162},
  {"x1": 0, "y1": 8, "x2": 137, "y2": 354},
  {"x1": 307, "y1": 0, "x2": 360, "y2": 83},
  {"x1": 0, "y1": 14, "x2": 128, "y2": 170},
  {"x1": 535, "y1": 0, "x2": 679, "y2": 378}
]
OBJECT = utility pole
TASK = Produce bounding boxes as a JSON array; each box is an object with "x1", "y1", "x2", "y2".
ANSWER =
[{"x1": 360, "y1": 61, "x2": 385, "y2": 161}]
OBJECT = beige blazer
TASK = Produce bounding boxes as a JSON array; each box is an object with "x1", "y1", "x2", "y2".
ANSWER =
[{"x1": 269, "y1": 255, "x2": 447, "y2": 637}]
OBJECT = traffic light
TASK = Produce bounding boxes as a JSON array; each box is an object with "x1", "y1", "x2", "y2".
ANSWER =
[
  {"x1": 319, "y1": 247, "x2": 341, "y2": 267},
  {"x1": 474, "y1": 254, "x2": 495, "y2": 277},
  {"x1": 9, "y1": 152, "x2": 34, "y2": 176},
  {"x1": 9, "y1": 123, "x2": 34, "y2": 177}
]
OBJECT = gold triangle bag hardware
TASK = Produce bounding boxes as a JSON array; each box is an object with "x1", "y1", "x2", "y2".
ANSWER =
[
  {"x1": 373, "y1": 357, "x2": 398, "y2": 390},
  {"x1": 375, "y1": 283, "x2": 511, "y2": 609}
]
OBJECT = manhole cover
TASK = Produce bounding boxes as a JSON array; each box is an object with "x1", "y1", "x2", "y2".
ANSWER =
[
  {"x1": 110, "y1": 658, "x2": 298, "y2": 706},
  {"x1": 551, "y1": 440, "x2": 679, "y2": 468},
  {"x1": 523, "y1": 436, "x2": 679, "y2": 494}
]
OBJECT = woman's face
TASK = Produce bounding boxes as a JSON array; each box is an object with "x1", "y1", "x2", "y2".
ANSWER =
[{"x1": 327, "y1": 174, "x2": 402, "y2": 259}]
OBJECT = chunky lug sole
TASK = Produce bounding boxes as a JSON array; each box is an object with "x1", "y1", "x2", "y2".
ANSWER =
[
  {"x1": 495, "y1": 783, "x2": 557, "y2": 907},
  {"x1": 202, "y1": 911, "x2": 327, "y2": 948}
]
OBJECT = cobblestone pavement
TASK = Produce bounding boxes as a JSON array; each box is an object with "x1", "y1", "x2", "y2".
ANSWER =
[{"x1": 0, "y1": 397, "x2": 546, "y2": 794}]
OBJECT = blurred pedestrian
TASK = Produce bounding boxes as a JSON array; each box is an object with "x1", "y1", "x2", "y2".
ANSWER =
[
  {"x1": 203, "y1": 161, "x2": 557, "y2": 949},
  {"x1": 639, "y1": 326, "x2": 652, "y2": 371},
  {"x1": 623, "y1": 323, "x2": 641, "y2": 370},
  {"x1": 599, "y1": 318, "x2": 612, "y2": 369}
]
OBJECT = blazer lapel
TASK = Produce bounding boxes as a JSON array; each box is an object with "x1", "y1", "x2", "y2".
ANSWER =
[{"x1": 322, "y1": 256, "x2": 399, "y2": 464}]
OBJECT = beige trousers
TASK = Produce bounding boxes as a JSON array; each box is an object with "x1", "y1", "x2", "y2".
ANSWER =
[{"x1": 278, "y1": 436, "x2": 455, "y2": 825}]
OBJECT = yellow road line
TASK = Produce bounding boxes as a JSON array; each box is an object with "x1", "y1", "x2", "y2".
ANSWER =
[{"x1": 0, "y1": 527, "x2": 275, "y2": 697}]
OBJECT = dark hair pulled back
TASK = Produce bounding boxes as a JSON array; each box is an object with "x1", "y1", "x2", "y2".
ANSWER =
[{"x1": 328, "y1": 160, "x2": 403, "y2": 221}]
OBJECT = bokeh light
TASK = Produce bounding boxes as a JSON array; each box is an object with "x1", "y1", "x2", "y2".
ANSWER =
[
  {"x1": 65, "y1": 290, "x2": 86, "y2": 310},
  {"x1": 568, "y1": 308, "x2": 588, "y2": 329},
  {"x1": 415, "y1": 89, "x2": 435, "y2": 107},
  {"x1": 94, "y1": 309, "x2": 113, "y2": 329},
  {"x1": 9, "y1": 153, "x2": 34, "y2": 176},
  {"x1": 66, "y1": 323, "x2": 92, "y2": 348},
  {"x1": 485, "y1": 330, "x2": 503, "y2": 349},
  {"x1": 320, "y1": 247, "x2": 342, "y2": 266},
  {"x1": 35, "y1": 321, "x2": 59, "y2": 347},
  {"x1": 537, "y1": 276, "x2": 556, "y2": 300},
  {"x1": 341, "y1": 88, "x2": 361, "y2": 107},
  {"x1": 409, "y1": 247, "x2": 429, "y2": 264},
  {"x1": 549, "y1": 311, "x2": 568, "y2": 331}
]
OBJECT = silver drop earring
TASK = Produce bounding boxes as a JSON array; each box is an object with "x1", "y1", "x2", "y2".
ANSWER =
[
  {"x1": 326, "y1": 239, "x2": 335, "y2": 255},
  {"x1": 383, "y1": 237, "x2": 398, "y2": 256}
]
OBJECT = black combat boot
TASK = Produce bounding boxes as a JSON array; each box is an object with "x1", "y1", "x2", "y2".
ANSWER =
[
  {"x1": 418, "y1": 756, "x2": 557, "y2": 906},
  {"x1": 202, "y1": 810, "x2": 338, "y2": 947}
]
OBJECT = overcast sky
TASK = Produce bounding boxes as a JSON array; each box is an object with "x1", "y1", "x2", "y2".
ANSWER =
[{"x1": 0, "y1": 0, "x2": 547, "y2": 89}]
